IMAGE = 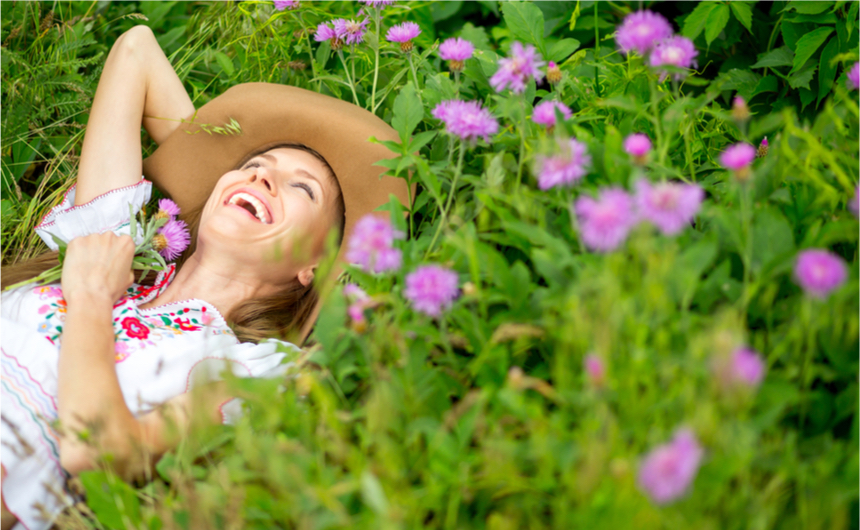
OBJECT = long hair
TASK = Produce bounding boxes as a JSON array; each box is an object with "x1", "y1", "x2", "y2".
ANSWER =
[{"x1": 1, "y1": 143, "x2": 346, "y2": 345}]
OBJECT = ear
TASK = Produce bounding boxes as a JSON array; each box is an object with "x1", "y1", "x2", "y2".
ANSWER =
[{"x1": 297, "y1": 264, "x2": 317, "y2": 287}]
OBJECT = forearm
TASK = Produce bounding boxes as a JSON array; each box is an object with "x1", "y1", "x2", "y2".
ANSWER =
[{"x1": 58, "y1": 293, "x2": 140, "y2": 478}]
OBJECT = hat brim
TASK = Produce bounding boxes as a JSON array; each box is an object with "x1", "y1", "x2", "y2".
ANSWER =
[{"x1": 142, "y1": 83, "x2": 412, "y2": 345}]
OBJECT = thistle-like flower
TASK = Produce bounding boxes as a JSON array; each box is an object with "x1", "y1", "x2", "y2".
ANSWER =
[{"x1": 152, "y1": 219, "x2": 191, "y2": 261}]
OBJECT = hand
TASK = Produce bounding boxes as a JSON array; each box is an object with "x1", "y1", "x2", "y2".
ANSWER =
[{"x1": 61, "y1": 232, "x2": 135, "y2": 306}]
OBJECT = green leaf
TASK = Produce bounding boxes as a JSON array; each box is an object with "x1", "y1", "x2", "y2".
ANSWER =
[
  {"x1": 80, "y1": 470, "x2": 142, "y2": 529},
  {"x1": 730, "y1": 2, "x2": 753, "y2": 33},
  {"x1": 361, "y1": 470, "x2": 389, "y2": 515},
  {"x1": 788, "y1": 61, "x2": 817, "y2": 89},
  {"x1": 705, "y1": 4, "x2": 730, "y2": 45},
  {"x1": 391, "y1": 82, "x2": 423, "y2": 143},
  {"x1": 501, "y1": 1, "x2": 547, "y2": 55},
  {"x1": 408, "y1": 131, "x2": 438, "y2": 154},
  {"x1": 753, "y1": 75, "x2": 780, "y2": 96},
  {"x1": 682, "y1": 2, "x2": 717, "y2": 41},
  {"x1": 548, "y1": 38, "x2": 580, "y2": 63},
  {"x1": 714, "y1": 69, "x2": 762, "y2": 100},
  {"x1": 751, "y1": 207, "x2": 795, "y2": 272},
  {"x1": 817, "y1": 37, "x2": 839, "y2": 104},
  {"x1": 751, "y1": 46, "x2": 795, "y2": 69},
  {"x1": 787, "y1": 1, "x2": 832, "y2": 15},
  {"x1": 791, "y1": 27, "x2": 833, "y2": 73},
  {"x1": 568, "y1": 0, "x2": 581, "y2": 31},
  {"x1": 214, "y1": 51, "x2": 234, "y2": 77}
]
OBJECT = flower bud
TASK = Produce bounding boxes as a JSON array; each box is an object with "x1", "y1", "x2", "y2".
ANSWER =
[
  {"x1": 731, "y1": 96, "x2": 750, "y2": 122},
  {"x1": 462, "y1": 281, "x2": 477, "y2": 296},
  {"x1": 448, "y1": 59, "x2": 465, "y2": 73},
  {"x1": 756, "y1": 137, "x2": 768, "y2": 159},
  {"x1": 546, "y1": 61, "x2": 562, "y2": 85}
]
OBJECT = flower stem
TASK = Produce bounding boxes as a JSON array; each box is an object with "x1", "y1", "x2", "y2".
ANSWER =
[
  {"x1": 337, "y1": 49, "x2": 360, "y2": 105},
  {"x1": 408, "y1": 52, "x2": 419, "y2": 89},
  {"x1": 370, "y1": 7, "x2": 381, "y2": 112},
  {"x1": 515, "y1": 96, "x2": 528, "y2": 193},
  {"x1": 296, "y1": 12, "x2": 321, "y2": 92},
  {"x1": 426, "y1": 139, "x2": 465, "y2": 257},
  {"x1": 739, "y1": 181, "x2": 753, "y2": 312},
  {"x1": 593, "y1": 2, "x2": 601, "y2": 98}
]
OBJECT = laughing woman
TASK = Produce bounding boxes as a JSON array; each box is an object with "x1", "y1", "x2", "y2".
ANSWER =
[{"x1": 1, "y1": 25, "x2": 408, "y2": 529}]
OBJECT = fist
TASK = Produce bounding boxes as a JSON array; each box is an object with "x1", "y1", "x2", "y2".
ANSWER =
[{"x1": 61, "y1": 232, "x2": 135, "y2": 306}]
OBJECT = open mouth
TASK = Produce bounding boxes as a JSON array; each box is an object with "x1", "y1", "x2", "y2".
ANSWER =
[{"x1": 224, "y1": 191, "x2": 272, "y2": 224}]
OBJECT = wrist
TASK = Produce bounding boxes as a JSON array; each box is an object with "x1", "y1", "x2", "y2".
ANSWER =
[{"x1": 63, "y1": 288, "x2": 116, "y2": 309}]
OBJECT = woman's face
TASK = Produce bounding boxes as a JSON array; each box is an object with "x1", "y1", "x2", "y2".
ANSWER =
[{"x1": 197, "y1": 147, "x2": 340, "y2": 285}]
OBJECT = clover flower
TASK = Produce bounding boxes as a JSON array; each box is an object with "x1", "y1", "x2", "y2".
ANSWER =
[
  {"x1": 649, "y1": 36, "x2": 698, "y2": 80},
  {"x1": 637, "y1": 429, "x2": 703, "y2": 504},
  {"x1": 345, "y1": 214, "x2": 404, "y2": 273},
  {"x1": 615, "y1": 10, "x2": 674, "y2": 56},
  {"x1": 439, "y1": 37, "x2": 474, "y2": 72},
  {"x1": 624, "y1": 133, "x2": 652, "y2": 164},
  {"x1": 634, "y1": 179, "x2": 703, "y2": 236},
  {"x1": 536, "y1": 138, "x2": 590, "y2": 190},
  {"x1": 720, "y1": 142, "x2": 756, "y2": 180},
  {"x1": 386, "y1": 21, "x2": 421, "y2": 52},
  {"x1": 794, "y1": 249, "x2": 848, "y2": 299},
  {"x1": 314, "y1": 21, "x2": 342, "y2": 50},
  {"x1": 756, "y1": 137, "x2": 769, "y2": 159},
  {"x1": 153, "y1": 219, "x2": 190, "y2": 261},
  {"x1": 573, "y1": 187, "x2": 637, "y2": 252},
  {"x1": 848, "y1": 62, "x2": 859, "y2": 90},
  {"x1": 531, "y1": 100, "x2": 572, "y2": 127},
  {"x1": 334, "y1": 17, "x2": 370, "y2": 46},
  {"x1": 273, "y1": 0, "x2": 299, "y2": 11},
  {"x1": 490, "y1": 41, "x2": 545, "y2": 94},
  {"x1": 432, "y1": 100, "x2": 499, "y2": 144},
  {"x1": 546, "y1": 61, "x2": 562, "y2": 85},
  {"x1": 404, "y1": 265, "x2": 460, "y2": 317},
  {"x1": 584, "y1": 354, "x2": 606, "y2": 387},
  {"x1": 728, "y1": 347, "x2": 766, "y2": 388}
]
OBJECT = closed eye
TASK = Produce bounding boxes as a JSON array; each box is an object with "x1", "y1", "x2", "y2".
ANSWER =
[{"x1": 243, "y1": 160, "x2": 316, "y2": 201}]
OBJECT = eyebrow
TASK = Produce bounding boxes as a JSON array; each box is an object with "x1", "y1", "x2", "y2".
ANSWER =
[{"x1": 254, "y1": 152, "x2": 325, "y2": 200}]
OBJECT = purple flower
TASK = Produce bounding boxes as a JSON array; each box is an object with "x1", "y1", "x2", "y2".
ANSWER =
[
  {"x1": 730, "y1": 347, "x2": 766, "y2": 388},
  {"x1": 333, "y1": 17, "x2": 369, "y2": 46},
  {"x1": 345, "y1": 214, "x2": 405, "y2": 273},
  {"x1": 649, "y1": 36, "x2": 698, "y2": 79},
  {"x1": 536, "y1": 138, "x2": 591, "y2": 190},
  {"x1": 794, "y1": 249, "x2": 848, "y2": 299},
  {"x1": 732, "y1": 96, "x2": 750, "y2": 122},
  {"x1": 546, "y1": 61, "x2": 562, "y2": 85},
  {"x1": 386, "y1": 21, "x2": 421, "y2": 52},
  {"x1": 490, "y1": 41, "x2": 545, "y2": 94},
  {"x1": 638, "y1": 429, "x2": 703, "y2": 504},
  {"x1": 850, "y1": 188, "x2": 859, "y2": 218},
  {"x1": 848, "y1": 62, "x2": 860, "y2": 90},
  {"x1": 343, "y1": 284, "x2": 370, "y2": 324},
  {"x1": 719, "y1": 142, "x2": 756, "y2": 173},
  {"x1": 615, "y1": 10, "x2": 674, "y2": 56},
  {"x1": 404, "y1": 265, "x2": 460, "y2": 317},
  {"x1": 359, "y1": 0, "x2": 394, "y2": 7},
  {"x1": 634, "y1": 179, "x2": 704, "y2": 236},
  {"x1": 756, "y1": 137, "x2": 769, "y2": 159},
  {"x1": 157, "y1": 198, "x2": 181, "y2": 218},
  {"x1": 584, "y1": 354, "x2": 605, "y2": 387},
  {"x1": 624, "y1": 133, "x2": 652, "y2": 159},
  {"x1": 314, "y1": 21, "x2": 339, "y2": 43},
  {"x1": 432, "y1": 100, "x2": 499, "y2": 144},
  {"x1": 531, "y1": 100, "x2": 572, "y2": 127},
  {"x1": 439, "y1": 37, "x2": 474, "y2": 61},
  {"x1": 153, "y1": 219, "x2": 190, "y2": 261},
  {"x1": 273, "y1": 0, "x2": 299, "y2": 10},
  {"x1": 573, "y1": 188, "x2": 637, "y2": 252}
]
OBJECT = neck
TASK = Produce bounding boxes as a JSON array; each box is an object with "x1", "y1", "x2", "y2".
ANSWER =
[{"x1": 139, "y1": 252, "x2": 275, "y2": 316}]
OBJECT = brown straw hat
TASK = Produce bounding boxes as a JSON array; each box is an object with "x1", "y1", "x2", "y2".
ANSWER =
[{"x1": 141, "y1": 83, "x2": 412, "y2": 345}]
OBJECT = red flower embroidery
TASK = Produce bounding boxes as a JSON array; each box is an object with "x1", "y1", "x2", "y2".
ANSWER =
[
  {"x1": 121, "y1": 317, "x2": 150, "y2": 339},
  {"x1": 173, "y1": 318, "x2": 200, "y2": 331}
]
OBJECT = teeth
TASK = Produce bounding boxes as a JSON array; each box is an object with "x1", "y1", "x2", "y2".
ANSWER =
[{"x1": 228, "y1": 192, "x2": 270, "y2": 223}]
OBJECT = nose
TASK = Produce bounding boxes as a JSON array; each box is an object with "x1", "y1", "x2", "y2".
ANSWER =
[{"x1": 248, "y1": 167, "x2": 276, "y2": 196}]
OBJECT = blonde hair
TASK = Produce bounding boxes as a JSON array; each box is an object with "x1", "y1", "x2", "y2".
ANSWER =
[{"x1": 1, "y1": 143, "x2": 346, "y2": 345}]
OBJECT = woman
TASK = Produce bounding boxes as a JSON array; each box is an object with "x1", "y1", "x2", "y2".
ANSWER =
[{"x1": 1, "y1": 25, "x2": 410, "y2": 530}]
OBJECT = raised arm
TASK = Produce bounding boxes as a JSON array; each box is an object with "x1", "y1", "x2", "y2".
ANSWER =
[{"x1": 74, "y1": 25, "x2": 195, "y2": 206}]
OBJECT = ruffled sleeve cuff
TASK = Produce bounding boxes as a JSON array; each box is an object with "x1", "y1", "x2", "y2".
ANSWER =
[{"x1": 35, "y1": 177, "x2": 151, "y2": 250}]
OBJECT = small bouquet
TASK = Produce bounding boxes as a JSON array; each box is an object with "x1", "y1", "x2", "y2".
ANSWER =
[{"x1": 6, "y1": 199, "x2": 190, "y2": 290}]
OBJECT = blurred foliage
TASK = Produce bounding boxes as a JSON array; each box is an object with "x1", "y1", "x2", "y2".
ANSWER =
[{"x1": 2, "y1": 1, "x2": 858, "y2": 529}]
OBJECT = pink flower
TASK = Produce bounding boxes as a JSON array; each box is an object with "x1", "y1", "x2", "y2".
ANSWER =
[
  {"x1": 153, "y1": 219, "x2": 190, "y2": 261},
  {"x1": 729, "y1": 347, "x2": 766, "y2": 388},
  {"x1": 404, "y1": 265, "x2": 460, "y2": 317},
  {"x1": 848, "y1": 62, "x2": 860, "y2": 91},
  {"x1": 531, "y1": 100, "x2": 572, "y2": 127},
  {"x1": 432, "y1": 100, "x2": 499, "y2": 144},
  {"x1": 157, "y1": 198, "x2": 181, "y2": 217},
  {"x1": 333, "y1": 17, "x2": 370, "y2": 46},
  {"x1": 638, "y1": 429, "x2": 703, "y2": 504},
  {"x1": 573, "y1": 188, "x2": 637, "y2": 252},
  {"x1": 273, "y1": 0, "x2": 299, "y2": 10},
  {"x1": 584, "y1": 354, "x2": 605, "y2": 387},
  {"x1": 850, "y1": 188, "x2": 859, "y2": 218},
  {"x1": 536, "y1": 138, "x2": 591, "y2": 190},
  {"x1": 649, "y1": 36, "x2": 698, "y2": 80},
  {"x1": 439, "y1": 37, "x2": 474, "y2": 62},
  {"x1": 490, "y1": 41, "x2": 545, "y2": 94},
  {"x1": 624, "y1": 133, "x2": 652, "y2": 160},
  {"x1": 634, "y1": 179, "x2": 703, "y2": 236},
  {"x1": 359, "y1": 0, "x2": 394, "y2": 7},
  {"x1": 345, "y1": 214, "x2": 404, "y2": 273},
  {"x1": 794, "y1": 249, "x2": 848, "y2": 299},
  {"x1": 386, "y1": 22, "x2": 421, "y2": 43},
  {"x1": 615, "y1": 10, "x2": 674, "y2": 56},
  {"x1": 314, "y1": 22, "x2": 338, "y2": 43},
  {"x1": 719, "y1": 143, "x2": 756, "y2": 171},
  {"x1": 343, "y1": 284, "x2": 371, "y2": 324}
]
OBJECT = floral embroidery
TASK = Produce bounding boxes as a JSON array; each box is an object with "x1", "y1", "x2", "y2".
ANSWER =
[
  {"x1": 37, "y1": 322, "x2": 50, "y2": 333},
  {"x1": 173, "y1": 318, "x2": 200, "y2": 331},
  {"x1": 121, "y1": 317, "x2": 150, "y2": 340}
]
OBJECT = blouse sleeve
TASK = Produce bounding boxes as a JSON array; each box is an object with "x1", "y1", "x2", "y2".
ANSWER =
[
  {"x1": 185, "y1": 338, "x2": 302, "y2": 426},
  {"x1": 35, "y1": 177, "x2": 151, "y2": 250}
]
